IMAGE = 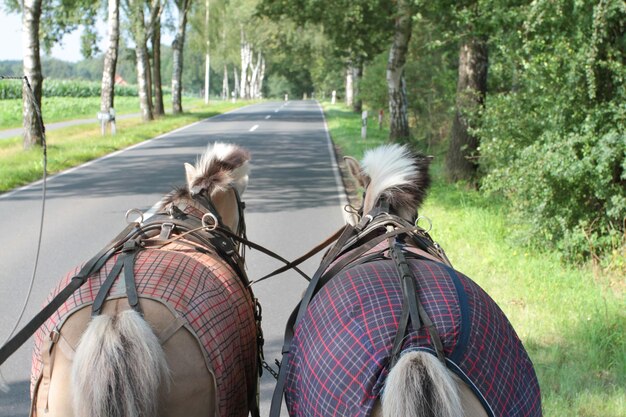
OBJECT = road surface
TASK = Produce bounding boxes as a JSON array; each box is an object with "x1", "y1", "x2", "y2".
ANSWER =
[{"x1": 0, "y1": 100, "x2": 348, "y2": 416}]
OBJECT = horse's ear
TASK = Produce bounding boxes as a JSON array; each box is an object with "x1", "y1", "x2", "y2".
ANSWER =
[
  {"x1": 184, "y1": 163, "x2": 196, "y2": 190},
  {"x1": 344, "y1": 156, "x2": 367, "y2": 187}
]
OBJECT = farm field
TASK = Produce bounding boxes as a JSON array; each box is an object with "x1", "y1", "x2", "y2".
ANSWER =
[
  {"x1": 0, "y1": 99, "x2": 250, "y2": 192},
  {"x1": 324, "y1": 103, "x2": 625, "y2": 417}
]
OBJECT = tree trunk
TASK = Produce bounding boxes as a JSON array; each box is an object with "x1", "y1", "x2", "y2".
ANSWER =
[
  {"x1": 386, "y1": 0, "x2": 414, "y2": 142},
  {"x1": 233, "y1": 66, "x2": 239, "y2": 99},
  {"x1": 353, "y1": 64, "x2": 363, "y2": 113},
  {"x1": 129, "y1": 0, "x2": 153, "y2": 122},
  {"x1": 22, "y1": 0, "x2": 44, "y2": 149},
  {"x1": 258, "y1": 56, "x2": 265, "y2": 98},
  {"x1": 345, "y1": 66, "x2": 353, "y2": 108},
  {"x1": 222, "y1": 64, "x2": 229, "y2": 100},
  {"x1": 240, "y1": 30, "x2": 252, "y2": 100},
  {"x1": 152, "y1": 16, "x2": 164, "y2": 116},
  {"x1": 445, "y1": 37, "x2": 488, "y2": 183},
  {"x1": 250, "y1": 51, "x2": 262, "y2": 98},
  {"x1": 171, "y1": 0, "x2": 189, "y2": 114},
  {"x1": 100, "y1": 0, "x2": 119, "y2": 117}
]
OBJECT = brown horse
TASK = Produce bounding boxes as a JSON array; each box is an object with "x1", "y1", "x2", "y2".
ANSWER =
[
  {"x1": 277, "y1": 144, "x2": 541, "y2": 417},
  {"x1": 30, "y1": 142, "x2": 260, "y2": 417}
]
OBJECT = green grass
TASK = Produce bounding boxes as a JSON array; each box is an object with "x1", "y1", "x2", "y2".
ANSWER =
[
  {"x1": 0, "y1": 99, "x2": 249, "y2": 193},
  {"x1": 322, "y1": 102, "x2": 625, "y2": 417}
]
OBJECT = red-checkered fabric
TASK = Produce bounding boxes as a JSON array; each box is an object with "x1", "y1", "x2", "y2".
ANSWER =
[
  {"x1": 284, "y1": 254, "x2": 541, "y2": 417},
  {"x1": 31, "y1": 243, "x2": 258, "y2": 417}
]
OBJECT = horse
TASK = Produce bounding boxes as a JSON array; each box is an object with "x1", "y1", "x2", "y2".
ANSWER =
[
  {"x1": 275, "y1": 144, "x2": 541, "y2": 417},
  {"x1": 29, "y1": 142, "x2": 261, "y2": 417}
]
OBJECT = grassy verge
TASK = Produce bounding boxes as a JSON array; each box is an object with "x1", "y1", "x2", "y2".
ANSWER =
[
  {"x1": 322, "y1": 102, "x2": 625, "y2": 417},
  {"x1": 0, "y1": 100, "x2": 249, "y2": 193}
]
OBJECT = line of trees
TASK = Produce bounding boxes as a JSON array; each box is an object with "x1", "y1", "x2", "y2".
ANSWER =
[
  {"x1": 257, "y1": 0, "x2": 624, "y2": 266},
  {"x1": 5, "y1": 0, "x2": 624, "y2": 264},
  {"x1": 8, "y1": 0, "x2": 275, "y2": 149}
]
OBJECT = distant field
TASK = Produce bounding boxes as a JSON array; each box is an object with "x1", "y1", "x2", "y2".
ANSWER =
[{"x1": 0, "y1": 96, "x2": 145, "y2": 129}]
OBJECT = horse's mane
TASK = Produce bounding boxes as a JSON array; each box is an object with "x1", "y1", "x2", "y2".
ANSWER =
[
  {"x1": 361, "y1": 144, "x2": 431, "y2": 220},
  {"x1": 160, "y1": 142, "x2": 250, "y2": 208}
]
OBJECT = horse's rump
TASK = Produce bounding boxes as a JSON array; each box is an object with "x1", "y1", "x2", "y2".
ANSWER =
[
  {"x1": 285, "y1": 257, "x2": 541, "y2": 417},
  {"x1": 32, "y1": 243, "x2": 258, "y2": 417}
]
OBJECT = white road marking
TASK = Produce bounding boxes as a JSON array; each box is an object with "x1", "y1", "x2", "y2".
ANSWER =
[
  {"x1": 249, "y1": 124, "x2": 259, "y2": 132},
  {"x1": 265, "y1": 115, "x2": 271, "y2": 120}
]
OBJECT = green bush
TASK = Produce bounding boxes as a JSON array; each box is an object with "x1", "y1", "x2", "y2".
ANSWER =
[{"x1": 478, "y1": 0, "x2": 625, "y2": 266}]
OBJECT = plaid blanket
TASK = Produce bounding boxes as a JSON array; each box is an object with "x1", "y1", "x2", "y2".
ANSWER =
[
  {"x1": 32, "y1": 242, "x2": 258, "y2": 417},
  {"x1": 284, "y1": 256, "x2": 541, "y2": 417}
]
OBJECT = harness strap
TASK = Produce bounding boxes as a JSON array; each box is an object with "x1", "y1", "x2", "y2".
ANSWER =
[
  {"x1": 0, "y1": 222, "x2": 140, "y2": 366},
  {"x1": 388, "y1": 240, "x2": 447, "y2": 365},
  {"x1": 92, "y1": 254, "x2": 125, "y2": 316}
]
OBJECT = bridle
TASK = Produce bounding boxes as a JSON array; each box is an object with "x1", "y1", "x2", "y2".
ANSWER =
[{"x1": 269, "y1": 196, "x2": 453, "y2": 417}]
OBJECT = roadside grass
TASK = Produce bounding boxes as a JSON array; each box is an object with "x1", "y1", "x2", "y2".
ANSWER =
[
  {"x1": 322, "y1": 102, "x2": 625, "y2": 417},
  {"x1": 0, "y1": 100, "x2": 249, "y2": 193}
]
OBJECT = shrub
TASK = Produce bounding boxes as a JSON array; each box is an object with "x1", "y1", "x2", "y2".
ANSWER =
[{"x1": 478, "y1": 0, "x2": 625, "y2": 266}]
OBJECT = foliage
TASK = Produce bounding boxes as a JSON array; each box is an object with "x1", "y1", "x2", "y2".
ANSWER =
[
  {"x1": 323, "y1": 102, "x2": 625, "y2": 417},
  {"x1": 478, "y1": 0, "x2": 626, "y2": 266}
]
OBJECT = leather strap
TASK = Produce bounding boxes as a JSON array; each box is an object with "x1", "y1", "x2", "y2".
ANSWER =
[{"x1": 0, "y1": 222, "x2": 139, "y2": 366}]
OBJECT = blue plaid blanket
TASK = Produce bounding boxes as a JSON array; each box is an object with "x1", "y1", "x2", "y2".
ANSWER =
[{"x1": 285, "y1": 256, "x2": 541, "y2": 417}]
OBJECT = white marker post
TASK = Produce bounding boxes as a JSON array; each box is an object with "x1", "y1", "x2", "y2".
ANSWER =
[
  {"x1": 331, "y1": 90, "x2": 336, "y2": 104},
  {"x1": 361, "y1": 110, "x2": 368, "y2": 139}
]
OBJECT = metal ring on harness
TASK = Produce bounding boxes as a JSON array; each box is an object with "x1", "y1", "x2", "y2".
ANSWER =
[
  {"x1": 415, "y1": 215, "x2": 432, "y2": 233},
  {"x1": 125, "y1": 208, "x2": 144, "y2": 224},
  {"x1": 202, "y1": 212, "x2": 219, "y2": 231}
]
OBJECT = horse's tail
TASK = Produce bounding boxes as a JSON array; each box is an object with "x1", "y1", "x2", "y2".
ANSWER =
[
  {"x1": 382, "y1": 351, "x2": 462, "y2": 417},
  {"x1": 71, "y1": 310, "x2": 169, "y2": 417}
]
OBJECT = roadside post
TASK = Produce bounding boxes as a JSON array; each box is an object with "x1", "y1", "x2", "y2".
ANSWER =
[
  {"x1": 97, "y1": 108, "x2": 116, "y2": 136},
  {"x1": 331, "y1": 90, "x2": 336, "y2": 104},
  {"x1": 378, "y1": 109, "x2": 384, "y2": 130},
  {"x1": 361, "y1": 110, "x2": 368, "y2": 139}
]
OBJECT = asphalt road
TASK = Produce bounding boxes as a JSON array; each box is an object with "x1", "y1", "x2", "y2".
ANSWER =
[{"x1": 0, "y1": 100, "x2": 348, "y2": 417}]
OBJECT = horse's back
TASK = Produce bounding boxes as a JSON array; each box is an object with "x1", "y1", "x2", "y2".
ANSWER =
[
  {"x1": 285, "y1": 258, "x2": 541, "y2": 417},
  {"x1": 31, "y1": 246, "x2": 257, "y2": 417}
]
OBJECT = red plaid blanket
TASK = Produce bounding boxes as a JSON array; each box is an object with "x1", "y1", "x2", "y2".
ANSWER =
[
  {"x1": 285, "y1": 255, "x2": 541, "y2": 417},
  {"x1": 32, "y1": 243, "x2": 258, "y2": 417}
]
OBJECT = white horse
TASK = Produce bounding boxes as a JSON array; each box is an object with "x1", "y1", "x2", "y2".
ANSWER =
[
  {"x1": 281, "y1": 144, "x2": 541, "y2": 417},
  {"x1": 30, "y1": 142, "x2": 260, "y2": 417}
]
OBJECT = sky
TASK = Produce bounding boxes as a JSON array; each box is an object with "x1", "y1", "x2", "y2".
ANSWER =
[{"x1": 0, "y1": 11, "x2": 103, "y2": 62}]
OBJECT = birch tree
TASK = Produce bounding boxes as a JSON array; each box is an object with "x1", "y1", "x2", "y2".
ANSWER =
[
  {"x1": 386, "y1": 0, "x2": 415, "y2": 141},
  {"x1": 100, "y1": 0, "x2": 120, "y2": 121},
  {"x1": 152, "y1": 9, "x2": 164, "y2": 117},
  {"x1": 172, "y1": 0, "x2": 192, "y2": 113},
  {"x1": 125, "y1": 0, "x2": 161, "y2": 121},
  {"x1": 22, "y1": 0, "x2": 44, "y2": 149}
]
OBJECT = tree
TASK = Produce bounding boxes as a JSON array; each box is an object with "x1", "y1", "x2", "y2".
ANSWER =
[
  {"x1": 445, "y1": 37, "x2": 488, "y2": 182},
  {"x1": 125, "y1": 0, "x2": 161, "y2": 121},
  {"x1": 22, "y1": 0, "x2": 44, "y2": 149},
  {"x1": 257, "y1": 0, "x2": 393, "y2": 110},
  {"x1": 172, "y1": 0, "x2": 192, "y2": 113},
  {"x1": 386, "y1": 0, "x2": 415, "y2": 141},
  {"x1": 152, "y1": 4, "x2": 165, "y2": 116},
  {"x1": 100, "y1": 0, "x2": 120, "y2": 122}
]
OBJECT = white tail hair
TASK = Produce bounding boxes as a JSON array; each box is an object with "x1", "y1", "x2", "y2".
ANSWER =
[
  {"x1": 382, "y1": 351, "x2": 462, "y2": 417},
  {"x1": 71, "y1": 310, "x2": 169, "y2": 417}
]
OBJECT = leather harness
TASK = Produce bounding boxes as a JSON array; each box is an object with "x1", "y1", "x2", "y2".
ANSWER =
[
  {"x1": 1, "y1": 187, "x2": 265, "y2": 417},
  {"x1": 269, "y1": 198, "x2": 453, "y2": 417}
]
